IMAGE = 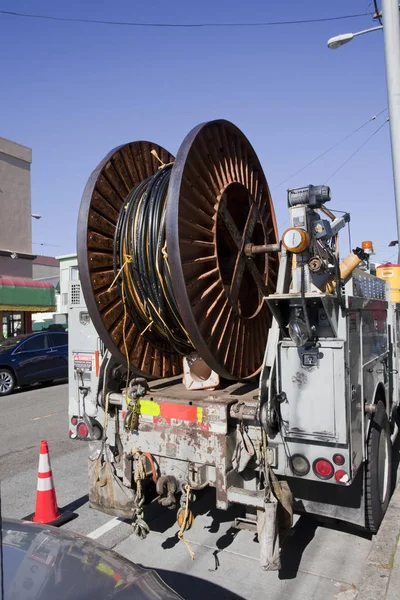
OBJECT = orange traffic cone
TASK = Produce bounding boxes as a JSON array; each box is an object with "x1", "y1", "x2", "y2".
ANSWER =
[{"x1": 25, "y1": 440, "x2": 74, "y2": 527}]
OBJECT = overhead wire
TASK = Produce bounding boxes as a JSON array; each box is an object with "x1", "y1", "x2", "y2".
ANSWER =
[
  {"x1": 0, "y1": 9, "x2": 370, "y2": 28},
  {"x1": 33, "y1": 242, "x2": 62, "y2": 247},
  {"x1": 272, "y1": 109, "x2": 387, "y2": 190},
  {"x1": 374, "y1": 0, "x2": 383, "y2": 25},
  {"x1": 324, "y1": 118, "x2": 389, "y2": 183}
]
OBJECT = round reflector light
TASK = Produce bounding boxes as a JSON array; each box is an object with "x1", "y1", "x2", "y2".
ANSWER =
[
  {"x1": 77, "y1": 422, "x2": 88, "y2": 438},
  {"x1": 71, "y1": 416, "x2": 78, "y2": 426},
  {"x1": 290, "y1": 454, "x2": 310, "y2": 476},
  {"x1": 335, "y1": 470, "x2": 348, "y2": 484},
  {"x1": 333, "y1": 454, "x2": 345, "y2": 466},
  {"x1": 313, "y1": 459, "x2": 334, "y2": 480}
]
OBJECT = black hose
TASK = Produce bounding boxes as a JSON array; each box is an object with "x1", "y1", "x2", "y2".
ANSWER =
[{"x1": 113, "y1": 165, "x2": 193, "y2": 355}]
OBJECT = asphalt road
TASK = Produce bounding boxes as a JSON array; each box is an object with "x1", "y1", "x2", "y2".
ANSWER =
[
  {"x1": 0, "y1": 382, "x2": 392, "y2": 599},
  {"x1": 0, "y1": 380, "x2": 74, "y2": 479}
]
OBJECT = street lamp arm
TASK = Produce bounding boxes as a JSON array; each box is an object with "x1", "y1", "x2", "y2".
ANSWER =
[{"x1": 327, "y1": 26, "x2": 383, "y2": 49}]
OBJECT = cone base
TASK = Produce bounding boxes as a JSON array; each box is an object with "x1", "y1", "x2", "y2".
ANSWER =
[{"x1": 22, "y1": 510, "x2": 76, "y2": 527}]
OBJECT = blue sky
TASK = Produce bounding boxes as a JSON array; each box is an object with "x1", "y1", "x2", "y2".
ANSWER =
[{"x1": 0, "y1": 1, "x2": 395, "y2": 263}]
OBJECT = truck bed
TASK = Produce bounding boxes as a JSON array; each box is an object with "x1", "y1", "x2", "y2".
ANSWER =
[{"x1": 147, "y1": 376, "x2": 258, "y2": 406}]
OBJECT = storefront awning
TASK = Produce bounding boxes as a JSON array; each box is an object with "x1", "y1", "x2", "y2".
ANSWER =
[{"x1": 0, "y1": 277, "x2": 56, "y2": 312}]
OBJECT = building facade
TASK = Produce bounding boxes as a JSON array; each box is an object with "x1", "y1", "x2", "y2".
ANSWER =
[{"x1": 0, "y1": 136, "x2": 56, "y2": 338}]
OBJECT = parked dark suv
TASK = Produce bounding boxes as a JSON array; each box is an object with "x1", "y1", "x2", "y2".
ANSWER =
[{"x1": 0, "y1": 331, "x2": 68, "y2": 396}]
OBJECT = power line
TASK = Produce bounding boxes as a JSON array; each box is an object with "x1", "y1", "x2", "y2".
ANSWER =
[
  {"x1": 272, "y1": 108, "x2": 388, "y2": 190},
  {"x1": 373, "y1": 0, "x2": 383, "y2": 24},
  {"x1": 324, "y1": 118, "x2": 389, "y2": 183},
  {"x1": 33, "y1": 242, "x2": 62, "y2": 248},
  {"x1": 0, "y1": 9, "x2": 370, "y2": 29}
]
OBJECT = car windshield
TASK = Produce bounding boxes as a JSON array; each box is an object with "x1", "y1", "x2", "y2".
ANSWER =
[{"x1": 0, "y1": 334, "x2": 31, "y2": 353}]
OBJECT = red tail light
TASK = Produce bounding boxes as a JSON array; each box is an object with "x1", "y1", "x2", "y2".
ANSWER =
[
  {"x1": 77, "y1": 422, "x2": 88, "y2": 438},
  {"x1": 71, "y1": 416, "x2": 78, "y2": 426},
  {"x1": 313, "y1": 459, "x2": 334, "y2": 480},
  {"x1": 335, "y1": 470, "x2": 348, "y2": 484},
  {"x1": 333, "y1": 454, "x2": 345, "y2": 466}
]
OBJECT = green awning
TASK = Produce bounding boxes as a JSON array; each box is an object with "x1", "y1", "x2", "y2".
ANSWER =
[{"x1": 0, "y1": 277, "x2": 56, "y2": 312}]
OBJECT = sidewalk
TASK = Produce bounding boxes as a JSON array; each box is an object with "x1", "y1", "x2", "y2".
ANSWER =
[{"x1": 357, "y1": 471, "x2": 400, "y2": 599}]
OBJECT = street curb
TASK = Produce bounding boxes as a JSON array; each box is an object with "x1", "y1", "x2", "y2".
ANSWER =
[{"x1": 357, "y1": 476, "x2": 400, "y2": 599}]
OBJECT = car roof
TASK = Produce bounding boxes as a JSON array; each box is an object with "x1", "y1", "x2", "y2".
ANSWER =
[{"x1": 0, "y1": 330, "x2": 67, "y2": 348}]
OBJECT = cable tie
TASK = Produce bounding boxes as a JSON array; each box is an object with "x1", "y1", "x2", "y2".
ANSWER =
[
  {"x1": 107, "y1": 255, "x2": 132, "y2": 292},
  {"x1": 151, "y1": 149, "x2": 166, "y2": 167},
  {"x1": 140, "y1": 321, "x2": 153, "y2": 336}
]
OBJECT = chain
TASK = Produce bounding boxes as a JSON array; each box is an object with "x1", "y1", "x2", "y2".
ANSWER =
[
  {"x1": 177, "y1": 484, "x2": 195, "y2": 560},
  {"x1": 131, "y1": 449, "x2": 150, "y2": 539}
]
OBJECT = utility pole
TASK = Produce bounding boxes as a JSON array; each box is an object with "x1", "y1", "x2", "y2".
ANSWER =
[{"x1": 382, "y1": 0, "x2": 400, "y2": 262}]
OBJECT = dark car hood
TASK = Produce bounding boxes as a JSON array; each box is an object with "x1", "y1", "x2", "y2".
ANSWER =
[{"x1": 1, "y1": 519, "x2": 183, "y2": 600}]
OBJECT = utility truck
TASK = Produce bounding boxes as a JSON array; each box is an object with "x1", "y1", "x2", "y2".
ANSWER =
[{"x1": 68, "y1": 120, "x2": 399, "y2": 569}]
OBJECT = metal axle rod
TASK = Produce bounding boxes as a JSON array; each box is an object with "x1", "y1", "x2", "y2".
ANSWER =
[{"x1": 244, "y1": 243, "x2": 281, "y2": 256}]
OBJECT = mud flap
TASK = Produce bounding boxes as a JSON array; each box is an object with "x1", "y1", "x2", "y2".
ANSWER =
[{"x1": 88, "y1": 457, "x2": 136, "y2": 519}]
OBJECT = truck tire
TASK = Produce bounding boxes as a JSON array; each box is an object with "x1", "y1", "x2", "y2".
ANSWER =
[
  {"x1": 0, "y1": 368, "x2": 16, "y2": 396},
  {"x1": 365, "y1": 401, "x2": 392, "y2": 533}
]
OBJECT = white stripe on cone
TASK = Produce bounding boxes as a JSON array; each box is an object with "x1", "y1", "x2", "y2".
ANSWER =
[
  {"x1": 37, "y1": 477, "x2": 54, "y2": 492},
  {"x1": 38, "y1": 452, "x2": 51, "y2": 473}
]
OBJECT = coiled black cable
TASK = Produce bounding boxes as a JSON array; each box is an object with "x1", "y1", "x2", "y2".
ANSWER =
[{"x1": 113, "y1": 164, "x2": 193, "y2": 355}]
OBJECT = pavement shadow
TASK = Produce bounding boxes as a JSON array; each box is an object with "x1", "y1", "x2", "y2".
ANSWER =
[
  {"x1": 60, "y1": 494, "x2": 89, "y2": 513},
  {"x1": 279, "y1": 515, "x2": 318, "y2": 580},
  {"x1": 21, "y1": 494, "x2": 89, "y2": 523},
  {"x1": 155, "y1": 568, "x2": 245, "y2": 600},
  {"x1": 144, "y1": 488, "x2": 244, "y2": 554},
  {"x1": 14, "y1": 378, "x2": 68, "y2": 395}
]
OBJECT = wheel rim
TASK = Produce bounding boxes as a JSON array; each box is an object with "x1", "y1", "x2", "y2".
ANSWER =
[
  {"x1": 0, "y1": 371, "x2": 13, "y2": 394},
  {"x1": 378, "y1": 427, "x2": 390, "y2": 504}
]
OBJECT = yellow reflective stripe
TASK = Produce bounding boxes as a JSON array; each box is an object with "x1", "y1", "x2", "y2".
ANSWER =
[
  {"x1": 137, "y1": 399, "x2": 160, "y2": 417},
  {"x1": 135, "y1": 399, "x2": 203, "y2": 422},
  {"x1": 96, "y1": 563, "x2": 114, "y2": 577}
]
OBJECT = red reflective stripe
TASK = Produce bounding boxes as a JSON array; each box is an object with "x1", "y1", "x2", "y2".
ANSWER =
[
  {"x1": 95, "y1": 350, "x2": 100, "y2": 377},
  {"x1": 160, "y1": 403, "x2": 197, "y2": 422},
  {"x1": 38, "y1": 471, "x2": 52, "y2": 478}
]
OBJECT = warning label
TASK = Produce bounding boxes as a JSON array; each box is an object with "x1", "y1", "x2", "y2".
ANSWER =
[{"x1": 73, "y1": 353, "x2": 94, "y2": 371}]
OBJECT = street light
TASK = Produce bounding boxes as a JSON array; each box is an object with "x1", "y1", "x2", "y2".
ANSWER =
[
  {"x1": 327, "y1": 26, "x2": 383, "y2": 49},
  {"x1": 31, "y1": 213, "x2": 41, "y2": 220},
  {"x1": 327, "y1": 0, "x2": 400, "y2": 264}
]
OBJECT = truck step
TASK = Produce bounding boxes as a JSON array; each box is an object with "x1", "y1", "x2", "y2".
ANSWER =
[{"x1": 227, "y1": 486, "x2": 265, "y2": 508}]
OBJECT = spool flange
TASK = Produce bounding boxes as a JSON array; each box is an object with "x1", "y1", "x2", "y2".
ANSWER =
[{"x1": 166, "y1": 120, "x2": 278, "y2": 380}]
